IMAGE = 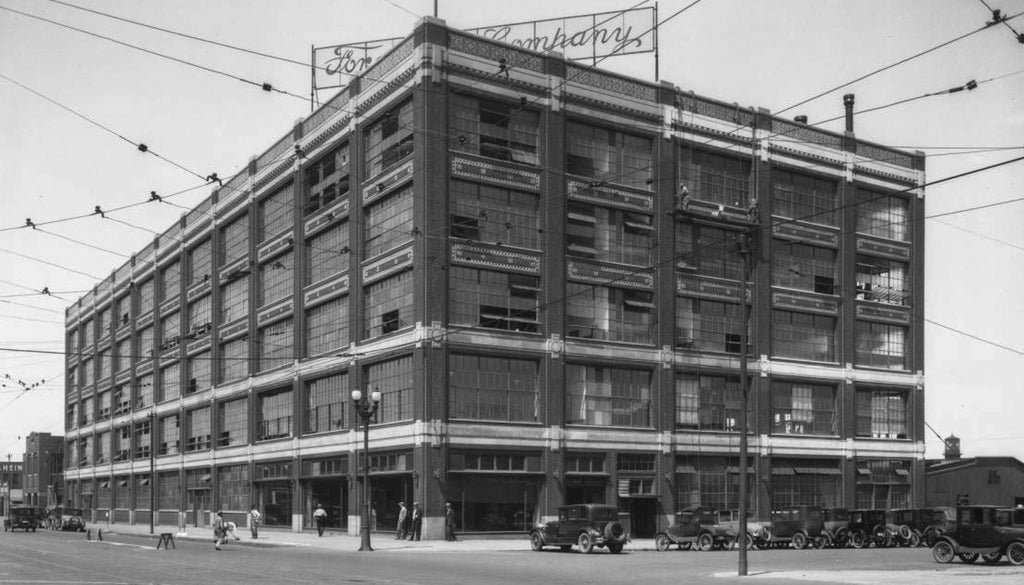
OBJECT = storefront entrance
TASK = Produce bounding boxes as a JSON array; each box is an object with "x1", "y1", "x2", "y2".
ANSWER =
[
  {"x1": 624, "y1": 497, "x2": 658, "y2": 538},
  {"x1": 258, "y1": 480, "x2": 292, "y2": 527},
  {"x1": 307, "y1": 478, "x2": 347, "y2": 529},
  {"x1": 370, "y1": 475, "x2": 413, "y2": 531}
]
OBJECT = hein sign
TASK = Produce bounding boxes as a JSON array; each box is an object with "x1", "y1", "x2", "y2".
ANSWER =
[{"x1": 313, "y1": 7, "x2": 655, "y2": 93}]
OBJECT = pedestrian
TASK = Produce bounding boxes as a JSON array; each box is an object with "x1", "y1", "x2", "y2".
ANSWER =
[
  {"x1": 445, "y1": 502, "x2": 457, "y2": 541},
  {"x1": 248, "y1": 504, "x2": 262, "y2": 539},
  {"x1": 410, "y1": 501, "x2": 422, "y2": 541},
  {"x1": 213, "y1": 511, "x2": 226, "y2": 550},
  {"x1": 396, "y1": 501, "x2": 408, "y2": 540},
  {"x1": 312, "y1": 503, "x2": 328, "y2": 537},
  {"x1": 224, "y1": 520, "x2": 242, "y2": 541}
]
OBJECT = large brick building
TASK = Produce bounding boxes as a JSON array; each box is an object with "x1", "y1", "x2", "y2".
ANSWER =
[{"x1": 63, "y1": 17, "x2": 925, "y2": 538}]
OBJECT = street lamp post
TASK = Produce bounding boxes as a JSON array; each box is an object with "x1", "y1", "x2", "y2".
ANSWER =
[{"x1": 351, "y1": 388, "x2": 381, "y2": 552}]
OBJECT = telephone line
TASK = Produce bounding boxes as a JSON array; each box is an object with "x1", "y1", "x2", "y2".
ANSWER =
[
  {"x1": 776, "y1": 9, "x2": 1024, "y2": 116},
  {"x1": 0, "y1": 4, "x2": 318, "y2": 108},
  {"x1": 0, "y1": 71, "x2": 210, "y2": 181}
]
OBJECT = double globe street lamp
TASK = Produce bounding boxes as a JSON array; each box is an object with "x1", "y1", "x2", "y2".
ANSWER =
[{"x1": 351, "y1": 388, "x2": 381, "y2": 551}]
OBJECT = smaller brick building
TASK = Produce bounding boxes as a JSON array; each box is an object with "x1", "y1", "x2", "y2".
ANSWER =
[{"x1": 24, "y1": 432, "x2": 64, "y2": 508}]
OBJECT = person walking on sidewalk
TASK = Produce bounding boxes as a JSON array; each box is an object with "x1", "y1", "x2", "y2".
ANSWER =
[
  {"x1": 312, "y1": 503, "x2": 328, "y2": 537},
  {"x1": 396, "y1": 502, "x2": 408, "y2": 540},
  {"x1": 213, "y1": 511, "x2": 226, "y2": 551},
  {"x1": 410, "y1": 502, "x2": 422, "y2": 541},
  {"x1": 445, "y1": 502, "x2": 457, "y2": 541},
  {"x1": 248, "y1": 504, "x2": 262, "y2": 539}
]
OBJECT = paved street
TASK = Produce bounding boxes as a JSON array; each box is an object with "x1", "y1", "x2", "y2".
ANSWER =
[{"x1": 2, "y1": 527, "x2": 1023, "y2": 585}]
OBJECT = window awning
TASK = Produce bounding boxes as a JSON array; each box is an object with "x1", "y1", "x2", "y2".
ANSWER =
[
  {"x1": 793, "y1": 466, "x2": 840, "y2": 475},
  {"x1": 623, "y1": 299, "x2": 656, "y2": 309},
  {"x1": 894, "y1": 468, "x2": 910, "y2": 477},
  {"x1": 200, "y1": 474, "x2": 211, "y2": 483},
  {"x1": 139, "y1": 478, "x2": 150, "y2": 486},
  {"x1": 856, "y1": 467, "x2": 871, "y2": 475},
  {"x1": 117, "y1": 480, "x2": 128, "y2": 487},
  {"x1": 726, "y1": 466, "x2": 755, "y2": 474},
  {"x1": 675, "y1": 465, "x2": 696, "y2": 474},
  {"x1": 771, "y1": 466, "x2": 795, "y2": 475}
]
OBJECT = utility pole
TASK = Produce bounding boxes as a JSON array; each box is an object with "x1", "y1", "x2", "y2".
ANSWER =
[{"x1": 736, "y1": 233, "x2": 753, "y2": 576}]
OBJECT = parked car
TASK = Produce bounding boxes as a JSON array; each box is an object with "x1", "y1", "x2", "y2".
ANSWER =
[
  {"x1": 932, "y1": 505, "x2": 1024, "y2": 565},
  {"x1": 529, "y1": 504, "x2": 629, "y2": 554},
  {"x1": 7, "y1": 506, "x2": 40, "y2": 532},
  {"x1": 718, "y1": 509, "x2": 767, "y2": 549},
  {"x1": 818, "y1": 507, "x2": 850, "y2": 548},
  {"x1": 655, "y1": 506, "x2": 734, "y2": 551},
  {"x1": 59, "y1": 507, "x2": 86, "y2": 532},
  {"x1": 847, "y1": 509, "x2": 892, "y2": 548},
  {"x1": 920, "y1": 506, "x2": 957, "y2": 547},
  {"x1": 761, "y1": 506, "x2": 824, "y2": 549},
  {"x1": 890, "y1": 508, "x2": 926, "y2": 547}
]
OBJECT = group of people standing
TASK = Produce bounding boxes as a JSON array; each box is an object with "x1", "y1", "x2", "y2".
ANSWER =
[
  {"x1": 394, "y1": 501, "x2": 423, "y2": 540},
  {"x1": 211, "y1": 500, "x2": 459, "y2": 549}
]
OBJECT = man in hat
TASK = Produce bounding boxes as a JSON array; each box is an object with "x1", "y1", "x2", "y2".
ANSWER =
[
  {"x1": 396, "y1": 501, "x2": 408, "y2": 540},
  {"x1": 312, "y1": 503, "x2": 328, "y2": 537},
  {"x1": 410, "y1": 501, "x2": 422, "y2": 540},
  {"x1": 445, "y1": 502, "x2": 457, "y2": 541}
]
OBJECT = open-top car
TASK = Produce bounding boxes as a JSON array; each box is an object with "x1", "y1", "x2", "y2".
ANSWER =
[
  {"x1": 530, "y1": 504, "x2": 629, "y2": 554},
  {"x1": 59, "y1": 507, "x2": 86, "y2": 532},
  {"x1": 932, "y1": 505, "x2": 1024, "y2": 565},
  {"x1": 7, "y1": 506, "x2": 40, "y2": 532},
  {"x1": 655, "y1": 506, "x2": 734, "y2": 551}
]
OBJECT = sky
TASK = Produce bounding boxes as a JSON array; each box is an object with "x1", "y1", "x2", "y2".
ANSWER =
[{"x1": 0, "y1": 0, "x2": 1021, "y2": 464}]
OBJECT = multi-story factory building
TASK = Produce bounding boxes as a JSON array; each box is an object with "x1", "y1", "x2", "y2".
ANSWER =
[{"x1": 63, "y1": 17, "x2": 925, "y2": 538}]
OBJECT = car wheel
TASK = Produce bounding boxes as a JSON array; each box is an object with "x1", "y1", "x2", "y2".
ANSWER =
[
  {"x1": 816, "y1": 533, "x2": 831, "y2": 549},
  {"x1": 909, "y1": 531, "x2": 921, "y2": 548},
  {"x1": 851, "y1": 531, "x2": 866, "y2": 549},
  {"x1": 959, "y1": 552, "x2": 979, "y2": 564},
  {"x1": 577, "y1": 532, "x2": 594, "y2": 554},
  {"x1": 529, "y1": 532, "x2": 544, "y2": 552},
  {"x1": 982, "y1": 552, "x2": 1002, "y2": 564},
  {"x1": 1006, "y1": 541, "x2": 1024, "y2": 565},
  {"x1": 608, "y1": 543, "x2": 623, "y2": 554},
  {"x1": 696, "y1": 532, "x2": 714, "y2": 552},
  {"x1": 792, "y1": 532, "x2": 807, "y2": 550},
  {"x1": 655, "y1": 533, "x2": 672, "y2": 552},
  {"x1": 932, "y1": 540, "x2": 955, "y2": 563}
]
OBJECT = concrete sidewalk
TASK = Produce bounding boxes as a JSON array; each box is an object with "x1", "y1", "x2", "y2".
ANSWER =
[{"x1": 88, "y1": 521, "x2": 657, "y2": 552}]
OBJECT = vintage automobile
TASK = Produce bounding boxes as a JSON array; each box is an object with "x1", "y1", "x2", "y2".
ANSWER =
[
  {"x1": 655, "y1": 506, "x2": 734, "y2": 551},
  {"x1": 761, "y1": 506, "x2": 824, "y2": 549},
  {"x1": 717, "y1": 509, "x2": 767, "y2": 550},
  {"x1": 920, "y1": 507, "x2": 957, "y2": 547},
  {"x1": 529, "y1": 504, "x2": 629, "y2": 554},
  {"x1": 59, "y1": 507, "x2": 86, "y2": 532},
  {"x1": 6, "y1": 506, "x2": 40, "y2": 532},
  {"x1": 890, "y1": 508, "x2": 926, "y2": 547},
  {"x1": 847, "y1": 509, "x2": 893, "y2": 548},
  {"x1": 818, "y1": 507, "x2": 850, "y2": 548},
  {"x1": 932, "y1": 505, "x2": 1024, "y2": 565}
]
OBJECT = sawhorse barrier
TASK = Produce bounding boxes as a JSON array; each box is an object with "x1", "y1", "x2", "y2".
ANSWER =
[{"x1": 156, "y1": 532, "x2": 175, "y2": 550}]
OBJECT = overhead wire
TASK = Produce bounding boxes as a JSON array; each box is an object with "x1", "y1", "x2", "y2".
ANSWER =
[
  {"x1": 775, "y1": 9, "x2": 1024, "y2": 116},
  {"x1": 0, "y1": 4, "x2": 316, "y2": 106},
  {"x1": 0, "y1": 71, "x2": 208, "y2": 182}
]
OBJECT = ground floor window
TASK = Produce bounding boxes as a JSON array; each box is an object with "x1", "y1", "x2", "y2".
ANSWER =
[
  {"x1": 768, "y1": 459, "x2": 841, "y2": 508},
  {"x1": 855, "y1": 459, "x2": 911, "y2": 509},
  {"x1": 446, "y1": 475, "x2": 539, "y2": 532},
  {"x1": 674, "y1": 455, "x2": 753, "y2": 511}
]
